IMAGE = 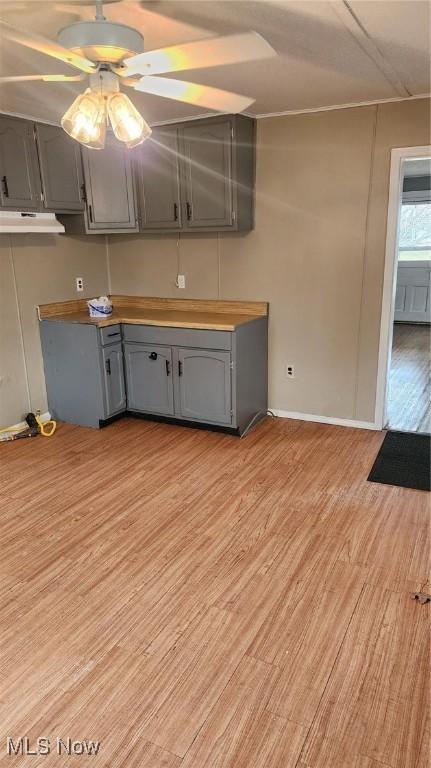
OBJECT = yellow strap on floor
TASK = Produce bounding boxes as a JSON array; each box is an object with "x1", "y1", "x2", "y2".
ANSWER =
[
  {"x1": 0, "y1": 413, "x2": 57, "y2": 437},
  {"x1": 36, "y1": 414, "x2": 57, "y2": 437}
]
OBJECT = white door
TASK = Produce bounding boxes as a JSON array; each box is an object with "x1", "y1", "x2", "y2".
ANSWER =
[{"x1": 394, "y1": 261, "x2": 431, "y2": 322}]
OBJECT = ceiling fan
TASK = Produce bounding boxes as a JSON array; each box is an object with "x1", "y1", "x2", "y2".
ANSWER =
[{"x1": 0, "y1": 0, "x2": 276, "y2": 149}]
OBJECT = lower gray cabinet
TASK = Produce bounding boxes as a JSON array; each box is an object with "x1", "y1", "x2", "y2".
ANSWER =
[
  {"x1": 124, "y1": 343, "x2": 174, "y2": 415},
  {"x1": 40, "y1": 321, "x2": 126, "y2": 428},
  {"x1": 40, "y1": 316, "x2": 267, "y2": 433},
  {"x1": 124, "y1": 342, "x2": 231, "y2": 424},
  {"x1": 176, "y1": 348, "x2": 232, "y2": 424},
  {"x1": 102, "y1": 343, "x2": 126, "y2": 417}
]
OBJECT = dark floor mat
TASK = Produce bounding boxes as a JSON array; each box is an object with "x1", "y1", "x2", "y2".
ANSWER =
[{"x1": 368, "y1": 430, "x2": 430, "y2": 491}]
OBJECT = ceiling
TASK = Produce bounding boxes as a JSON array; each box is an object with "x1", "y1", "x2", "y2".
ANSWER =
[{"x1": 0, "y1": 0, "x2": 429, "y2": 126}]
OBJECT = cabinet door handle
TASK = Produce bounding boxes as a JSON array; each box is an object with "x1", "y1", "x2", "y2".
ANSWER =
[
  {"x1": 186, "y1": 202, "x2": 192, "y2": 221},
  {"x1": 173, "y1": 202, "x2": 178, "y2": 221},
  {"x1": 2, "y1": 175, "x2": 9, "y2": 198},
  {"x1": 178, "y1": 360, "x2": 183, "y2": 376},
  {"x1": 88, "y1": 204, "x2": 93, "y2": 223},
  {"x1": 166, "y1": 359, "x2": 170, "y2": 376},
  {"x1": 107, "y1": 332, "x2": 120, "y2": 337},
  {"x1": 149, "y1": 351, "x2": 158, "y2": 360},
  {"x1": 80, "y1": 183, "x2": 87, "y2": 203},
  {"x1": 105, "y1": 359, "x2": 111, "y2": 375}
]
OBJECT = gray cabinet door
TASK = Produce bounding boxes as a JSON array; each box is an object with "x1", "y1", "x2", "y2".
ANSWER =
[
  {"x1": 0, "y1": 116, "x2": 41, "y2": 210},
  {"x1": 180, "y1": 119, "x2": 233, "y2": 229},
  {"x1": 176, "y1": 348, "x2": 232, "y2": 424},
  {"x1": 124, "y1": 343, "x2": 174, "y2": 415},
  {"x1": 36, "y1": 124, "x2": 84, "y2": 211},
  {"x1": 137, "y1": 127, "x2": 181, "y2": 230},
  {"x1": 82, "y1": 144, "x2": 138, "y2": 231},
  {"x1": 102, "y1": 343, "x2": 126, "y2": 417}
]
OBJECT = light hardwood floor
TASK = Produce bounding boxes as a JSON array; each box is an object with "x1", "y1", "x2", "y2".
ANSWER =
[
  {"x1": 387, "y1": 323, "x2": 431, "y2": 433},
  {"x1": 0, "y1": 417, "x2": 429, "y2": 767}
]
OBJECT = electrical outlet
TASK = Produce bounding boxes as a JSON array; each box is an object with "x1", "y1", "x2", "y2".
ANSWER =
[
  {"x1": 76, "y1": 277, "x2": 84, "y2": 292},
  {"x1": 176, "y1": 274, "x2": 186, "y2": 289},
  {"x1": 286, "y1": 364, "x2": 295, "y2": 379}
]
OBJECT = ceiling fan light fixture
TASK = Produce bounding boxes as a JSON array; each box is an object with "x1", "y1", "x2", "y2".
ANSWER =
[
  {"x1": 58, "y1": 20, "x2": 144, "y2": 64},
  {"x1": 107, "y1": 92, "x2": 151, "y2": 148},
  {"x1": 61, "y1": 89, "x2": 106, "y2": 149}
]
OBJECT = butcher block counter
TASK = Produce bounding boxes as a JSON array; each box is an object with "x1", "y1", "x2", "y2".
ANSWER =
[
  {"x1": 38, "y1": 295, "x2": 268, "y2": 331},
  {"x1": 39, "y1": 295, "x2": 268, "y2": 435}
]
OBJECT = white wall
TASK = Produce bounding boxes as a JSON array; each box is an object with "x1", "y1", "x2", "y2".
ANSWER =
[
  {"x1": 108, "y1": 98, "x2": 431, "y2": 423},
  {"x1": 0, "y1": 234, "x2": 108, "y2": 426}
]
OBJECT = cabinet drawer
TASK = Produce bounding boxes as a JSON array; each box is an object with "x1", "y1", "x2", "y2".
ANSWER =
[
  {"x1": 122, "y1": 324, "x2": 232, "y2": 350},
  {"x1": 99, "y1": 324, "x2": 122, "y2": 346}
]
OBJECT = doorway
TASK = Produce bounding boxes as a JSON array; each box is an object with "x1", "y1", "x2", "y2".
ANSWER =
[{"x1": 376, "y1": 147, "x2": 431, "y2": 433}]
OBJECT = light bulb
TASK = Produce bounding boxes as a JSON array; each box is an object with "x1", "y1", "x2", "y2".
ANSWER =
[
  {"x1": 61, "y1": 90, "x2": 106, "y2": 150},
  {"x1": 107, "y1": 92, "x2": 151, "y2": 148}
]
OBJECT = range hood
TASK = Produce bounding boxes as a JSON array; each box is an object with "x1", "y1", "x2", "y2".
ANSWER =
[{"x1": 0, "y1": 211, "x2": 65, "y2": 234}]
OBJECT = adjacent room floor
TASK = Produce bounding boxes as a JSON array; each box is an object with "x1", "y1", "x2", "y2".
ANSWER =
[
  {"x1": 387, "y1": 323, "x2": 431, "y2": 433},
  {"x1": 1, "y1": 417, "x2": 429, "y2": 768}
]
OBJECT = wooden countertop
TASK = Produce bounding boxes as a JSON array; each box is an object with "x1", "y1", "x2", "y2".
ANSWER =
[
  {"x1": 43, "y1": 307, "x2": 261, "y2": 331},
  {"x1": 38, "y1": 296, "x2": 268, "y2": 332}
]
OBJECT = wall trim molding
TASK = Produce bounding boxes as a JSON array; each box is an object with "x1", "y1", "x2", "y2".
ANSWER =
[
  {"x1": 1, "y1": 94, "x2": 429, "y2": 130},
  {"x1": 251, "y1": 93, "x2": 430, "y2": 120},
  {"x1": 271, "y1": 408, "x2": 380, "y2": 431}
]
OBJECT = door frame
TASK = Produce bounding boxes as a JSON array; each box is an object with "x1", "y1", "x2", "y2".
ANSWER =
[{"x1": 374, "y1": 144, "x2": 431, "y2": 429}]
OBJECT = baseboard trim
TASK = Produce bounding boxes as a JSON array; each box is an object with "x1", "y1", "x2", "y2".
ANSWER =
[
  {"x1": 271, "y1": 409, "x2": 380, "y2": 431},
  {"x1": 3, "y1": 411, "x2": 51, "y2": 432}
]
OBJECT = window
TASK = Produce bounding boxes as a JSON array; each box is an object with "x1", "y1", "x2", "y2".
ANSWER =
[{"x1": 399, "y1": 203, "x2": 431, "y2": 261}]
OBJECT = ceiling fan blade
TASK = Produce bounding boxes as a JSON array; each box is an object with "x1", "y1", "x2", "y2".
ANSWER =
[
  {"x1": 122, "y1": 31, "x2": 276, "y2": 77},
  {"x1": 119, "y1": 77, "x2": 142, "y2": 88},
  {"x1": 0, "y1": 20, "x2": 96, "y2": 73},
  {"x1": 134, "y1": 76, "x2": 254, "y2": 113},
  {"x1": 0, "y1": 74, "x2": 85, "y2": 83}
]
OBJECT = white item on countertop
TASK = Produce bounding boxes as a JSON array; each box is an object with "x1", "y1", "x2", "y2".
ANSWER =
[{"x1": 87, "y1": 296, "x2": 113, "y2": 317}]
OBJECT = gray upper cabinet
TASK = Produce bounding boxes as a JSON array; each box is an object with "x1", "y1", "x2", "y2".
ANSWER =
[
  {"x1": 177, "y1": 115, "x2": 255, "y2": 233},
  {"x1": 134, "y1": 115, "x2": 255, "y2": 234},
  {"x1": 82, "y1": 143, "x2": 138, "y2": 232},
  {"x1": 102, "y1": 343, "x2": 126, "y2": 417},
  {"x1": 0, "y1": 116, "x2": 41, "y2": 210},
  {"x1": 176, "y1": 348, "x2": 232, "y2": 424},
  {"x1": 0, "y1": 112, "x2": 254, "y2": 231},
  {"x1": 124, "y1": 343, "x2": 174, "y2": 415},
  {"x1": 180, "y1": 119, "x2": 233, "y2": 230},
  {"x1": 136, "y1": 127, "x2": 181, "y2": 231},
  {"x1": 36, "y1": 124, "x2": 84, "y2": 212}
]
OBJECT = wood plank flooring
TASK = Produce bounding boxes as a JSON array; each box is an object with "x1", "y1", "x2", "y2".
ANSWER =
[
  {"x1": 387, "y1": 323, "x2": 430, "y2": 433},
  {"x1": 0, "y1": 417, "x2": 429, "y2": 767}
]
